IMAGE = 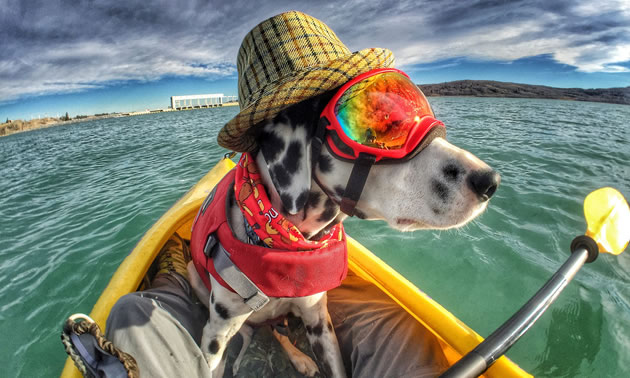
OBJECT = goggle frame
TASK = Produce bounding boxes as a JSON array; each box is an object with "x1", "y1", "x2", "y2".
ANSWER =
[{"x1": 320, "y1": 68, "x2": 445, "y2": 162}]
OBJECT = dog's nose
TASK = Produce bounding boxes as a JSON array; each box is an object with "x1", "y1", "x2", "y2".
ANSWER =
[{"x1": 467, "y1": 170, "x2": 500, "y2": 201}]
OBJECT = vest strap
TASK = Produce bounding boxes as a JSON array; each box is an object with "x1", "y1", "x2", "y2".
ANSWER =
[
  {"x1": 191, "y1": 167, "x2": 348, "y2": 299},
  {"x1": 213, "y1": 242, "x2": 270, "y2": 311}
]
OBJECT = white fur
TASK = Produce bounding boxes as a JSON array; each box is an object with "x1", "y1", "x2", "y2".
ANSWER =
[{"x1": 316, "y1": 138, "x2": 493, "y2": 230}]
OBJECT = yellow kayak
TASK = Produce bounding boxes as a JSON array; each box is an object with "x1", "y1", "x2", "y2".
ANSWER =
[{"x1": 61, "y1": 157, "x2": 530, "y2": 377}]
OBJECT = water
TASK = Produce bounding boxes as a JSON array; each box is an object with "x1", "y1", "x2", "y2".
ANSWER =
[{"x1": 0, "y1": 99, "x2": 628, "y2": 377}]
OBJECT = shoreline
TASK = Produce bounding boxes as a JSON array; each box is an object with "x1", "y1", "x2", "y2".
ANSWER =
[
  {"x1": 418, "y1": 80, "x2": 630, "y2": 106},
  {"x1": 0, "y1": 102, "x2": 239, "y2": 138},
  {"x1": 2, "y1": 92, "x2": 626, "y2": 138},
  {"x1": 0, "y1": 114, "x2": 122, "y2": 137}
]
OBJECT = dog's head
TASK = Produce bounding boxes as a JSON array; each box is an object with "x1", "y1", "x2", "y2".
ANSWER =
[{"x1": 252, "y1": 90, "x2": 500, "y2": 236}]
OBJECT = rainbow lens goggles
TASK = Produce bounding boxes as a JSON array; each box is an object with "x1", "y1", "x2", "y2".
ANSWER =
[{"x1": 320, "y1": 68, "x2": 445, "y2": 162}]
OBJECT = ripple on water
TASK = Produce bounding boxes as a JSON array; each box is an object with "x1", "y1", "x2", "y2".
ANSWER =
[{"x1": 1, "y1": 101, "x2": 629, "y2": 376}]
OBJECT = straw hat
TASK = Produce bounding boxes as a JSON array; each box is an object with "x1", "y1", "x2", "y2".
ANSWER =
[{"x1": 217, "y1": 10, "x2": 395, "y2": 152}]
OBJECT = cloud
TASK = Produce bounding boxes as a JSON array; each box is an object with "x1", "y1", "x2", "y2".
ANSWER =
[
  {"x1": 0, "y1": 0, "x2": 265, "y2": 102},
  {"x1": 332, "y1": 0, "x2": 630, "y2": 74},
  {"x1": 1, "y1": 0, "x2": 629, "y2": 102}
]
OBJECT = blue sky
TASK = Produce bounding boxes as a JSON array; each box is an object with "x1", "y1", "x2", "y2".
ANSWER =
[{"x1": 2, "y1": 0, "x2": 630, "y2": 121}]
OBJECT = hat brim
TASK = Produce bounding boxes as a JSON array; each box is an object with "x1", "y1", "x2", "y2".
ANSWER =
[{"x1": 217, "y1": 47, "x2": 395, "y2": 152}]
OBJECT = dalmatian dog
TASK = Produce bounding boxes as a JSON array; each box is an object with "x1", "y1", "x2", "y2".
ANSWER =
[{"x1": 187, "y1": 89, "x2": 500, "y2": 377}]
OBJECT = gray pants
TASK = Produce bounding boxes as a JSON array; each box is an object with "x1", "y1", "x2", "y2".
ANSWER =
[{"x1": 106, "y1": 272, "x2": 448, "y2": 377}]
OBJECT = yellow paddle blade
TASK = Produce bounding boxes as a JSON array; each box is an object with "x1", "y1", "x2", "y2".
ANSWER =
[{"x1": 584, "y1": 187, "x2": 630, "y2": 255}]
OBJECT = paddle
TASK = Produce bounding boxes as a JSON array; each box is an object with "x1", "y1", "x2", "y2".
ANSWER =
[{"x1": 440, "y1": 187, "x2": 630, "y2": 378}]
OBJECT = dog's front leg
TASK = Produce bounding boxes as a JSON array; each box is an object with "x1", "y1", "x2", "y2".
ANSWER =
[
  {"x1": 202, "y1": 276, "x2": 253, "y2": 376},
  {"x1": 298, "y1": 293, "x2": 347, "y2": 378},
  {"x1": 273, "y1": 321, "x2": 319, "y2": 377},
  {"x1": 232, "y1": 323, "x2": 254, "y2": 376}
]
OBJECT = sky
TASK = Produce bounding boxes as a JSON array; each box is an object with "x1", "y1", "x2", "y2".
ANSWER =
[{"x1": 2, "y1": 0, "x2": 630, "y2": 120}]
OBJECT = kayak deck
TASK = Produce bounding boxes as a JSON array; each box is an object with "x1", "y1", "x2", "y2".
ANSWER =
[{"x1": 61, "y1": 158, "x2": 530, "y2": 377}]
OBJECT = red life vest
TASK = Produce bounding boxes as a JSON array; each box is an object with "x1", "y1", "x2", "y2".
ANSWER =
[{"x1": 190, "y1": 169, "x2": 348, "y2": 298}]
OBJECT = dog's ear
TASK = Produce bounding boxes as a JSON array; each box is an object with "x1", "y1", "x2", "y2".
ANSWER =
[
  {"x1": 256, "y1": 91, "x2": 337, "y2": 215},
  {"x1": 257, "y1": 111, "x2": 314, "y2": 215}
]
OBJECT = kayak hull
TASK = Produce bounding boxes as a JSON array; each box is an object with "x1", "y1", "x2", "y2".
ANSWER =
[{"x1": 62, "y1": 158, "x2": 530, "y2": 377}]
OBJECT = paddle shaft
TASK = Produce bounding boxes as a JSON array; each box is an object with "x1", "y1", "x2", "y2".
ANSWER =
[{"x1": 440, "y1": 247, "x2": 590, "y2": 378}]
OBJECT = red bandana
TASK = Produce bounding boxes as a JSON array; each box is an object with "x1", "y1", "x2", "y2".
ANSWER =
[{"x1": 234, "y1": 153, "x2": 345, "y2": 251}]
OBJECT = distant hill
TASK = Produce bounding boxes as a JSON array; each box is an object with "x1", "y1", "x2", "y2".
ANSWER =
[{"x1": 418, "y1": 80, "x2": 630, "y2": 106}]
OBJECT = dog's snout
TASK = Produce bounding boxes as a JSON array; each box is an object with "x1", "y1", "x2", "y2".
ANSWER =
[{"x1": 467, "y1": 170, "x2": 500, "y2": 201}]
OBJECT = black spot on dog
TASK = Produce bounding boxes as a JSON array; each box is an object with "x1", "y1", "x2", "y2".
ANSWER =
[
  {"x1": 280, "y1": 193, "x2": 294, "y2": 212},
  {"x1": 259, "y1": 130, "x2": 285, "y2": 163},
  {"x1": 215, "y1": 303, "x2": 229, "y2": 319},
  {"x1": 303, "y1": 191, "x2": 320, "y2": 221},
  {"x1": 276, "y1": 111, "x2": 301, "y2": 131},
  {"x1": 311, "y1": 341, "x2": 333, "y2": 377},
  {"x1": 209, "y1": 339, "x2": 220, "y2": 354},
  {"x1": 327, "y1": 321, "x2": 333, "y2": 332},
  {"x1": 210, "y1": 292, "x2": 214, "y2": 304},
  {"x1": 295, "y1": 189, "x2": 309, "y2": 212},
  {"x1": 317, "y1": 198, "x2": 338, "y2": 222},
  {"x1": 271, "y1": 164, "x2": 291, "y2": 189},
  {"x1": 312, "y1": 341, "x2": 324, "y2": 358},
  {"x1": 312, "y1": 322, "x2": 323, "y2": 336},
  {"x1": 432, "y1": 179, "x2": 450, "y2": 202},
  {"x1": 443, "y1": 163, "x2": 462, "y2": 182},
  {"x1": 306, "y1": 191, "x2": 322, "y2": 209},
  {"x1": 318, "y1": 154, "x2": 333, "y2": 173},
  {"x1": 283, "y1": 141, "x2": 303, "y2": 175},
  {"x1": 272, "y1": 111, "x2": 291, "y2": 127},
  {"x1": 306, "y1": 325, "x2": 312, "y2": 334},
  {"x1": 432, "y1": 207, "x2": 443, "y2": 215}
]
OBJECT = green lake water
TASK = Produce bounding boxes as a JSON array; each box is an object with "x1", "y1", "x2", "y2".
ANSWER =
[{"x1": 1, "y1": 97, "x2": 629, "y2": 377}]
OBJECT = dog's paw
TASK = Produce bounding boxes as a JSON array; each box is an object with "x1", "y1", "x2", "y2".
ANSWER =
[{"x1": 291, "y1": 353, "x2": 320, "y2": 377}]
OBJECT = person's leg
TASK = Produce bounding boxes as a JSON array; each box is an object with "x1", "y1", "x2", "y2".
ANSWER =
[
  {"x1": 105, "y1": 235, "x2": 211, "y2": 377},
  {"x1": 106, "y1": 233, "x2": 448, "y2": 378},
  {"x1": 106, "y1": 272, "x2": 211, "y2": 377},
  {"x1": 328, "y1": 272, "x2": 450, "y2": 378}
]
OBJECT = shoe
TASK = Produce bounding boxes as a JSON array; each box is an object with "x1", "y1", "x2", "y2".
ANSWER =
[{"x1": 154, "y1": 233, "x2": 191, "y2": 281}]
